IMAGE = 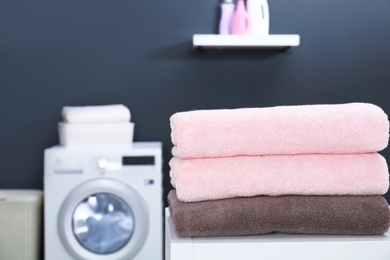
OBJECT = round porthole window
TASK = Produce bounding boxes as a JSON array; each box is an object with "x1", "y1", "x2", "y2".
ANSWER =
[
  {"x1": 72, "y1": 193, "x2": 135, "y2": 254},
  {"x1": 58, "y1": 178, "x2": 149, "y2": 260}
]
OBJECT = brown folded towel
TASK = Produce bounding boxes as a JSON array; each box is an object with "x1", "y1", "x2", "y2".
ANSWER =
[{"x1": 168, "y1": 190, "x2": 390, "y2": 237}]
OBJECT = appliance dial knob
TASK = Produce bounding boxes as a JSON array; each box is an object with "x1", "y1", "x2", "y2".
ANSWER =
[{"x1": 97, "y1": 158, "x2": 109, "y2": 169}]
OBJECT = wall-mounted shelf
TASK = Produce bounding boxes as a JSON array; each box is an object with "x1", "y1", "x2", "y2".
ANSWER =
[{"x1": 192, "y1": 34, "x2": 300, "y2": 49}]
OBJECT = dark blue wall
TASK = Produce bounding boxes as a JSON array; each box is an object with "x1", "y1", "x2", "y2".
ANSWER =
[{"x1": 1, "y1": 0, "x2": 390, "y2": 204}]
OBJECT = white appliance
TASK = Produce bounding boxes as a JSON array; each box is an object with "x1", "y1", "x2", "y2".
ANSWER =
[
  {"x1": 165, "y1": 208, "x2": 390, "y2": 260},
  {"x1": 44, "y1": 142, "x2": 163, "y2": 260}
]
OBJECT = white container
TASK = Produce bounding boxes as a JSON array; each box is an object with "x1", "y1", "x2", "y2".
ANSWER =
[
  {"x1": 247, "y1": 0, "x2": 270, "y2": 36},
  {"x1": 58, "y1": 122, "x2": 134, "y2": 146},
  {"x1": 0, "y1": 190, "x2": 43, "y2": 260}
]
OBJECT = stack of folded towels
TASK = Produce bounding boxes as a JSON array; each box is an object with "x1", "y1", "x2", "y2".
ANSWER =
[
  {"x1": 168, "y1": 102, "x2": 390, "y2": 237},
  {"x1": 58, "y1": 104, "x2": 134, "y2": 146}
]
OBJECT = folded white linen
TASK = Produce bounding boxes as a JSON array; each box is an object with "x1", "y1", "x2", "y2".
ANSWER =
[
  {"x1": 62, "y1": 104, "x2": 131, "y2": 124},
  {"x1": 58, "y1": 122, "x2": 134, "y2": 146}
]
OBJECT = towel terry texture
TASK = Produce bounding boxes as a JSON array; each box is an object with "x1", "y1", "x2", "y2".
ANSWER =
[
  {"x1": 170, "y1": 153, "x2": 389, "y2": 202},
  {"x1": 59, "y1": 104, "x2": 134, "y2": 146},
  {"x1": 168, "y1": 190, "x2": 390, "y2": 237},
  {"x1": 62, "y1": 104, "x2": 131, "y2": 124},
  {"x1": 170, "y1": 103, "x2": 389, "y2": 159}
]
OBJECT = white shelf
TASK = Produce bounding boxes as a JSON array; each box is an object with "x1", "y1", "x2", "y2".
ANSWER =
[{"x1": 192, "y1": 34, "x2": 300, "y2": 49}]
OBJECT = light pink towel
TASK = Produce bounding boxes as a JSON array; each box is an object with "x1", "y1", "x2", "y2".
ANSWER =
[
  {"x1": 169, "y1": 153, "x2": 389, "y2": 202},
  {"x1": 170, "y1": 103, "x2": 389, "y2": 159}
]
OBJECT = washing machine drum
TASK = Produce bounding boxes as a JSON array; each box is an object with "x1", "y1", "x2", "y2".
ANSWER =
[{"x1": 58, "y1": 179, "x2": 149, "y2": 260}]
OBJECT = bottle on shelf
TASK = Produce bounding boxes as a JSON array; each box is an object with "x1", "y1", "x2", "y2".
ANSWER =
[
  {"x1": 246, "y1": 0, "x2": 270, "y2": 36},
  {"x1": 218, "y1": 0, "x2": 236, "y2": 35},
  {"x1": 230, "y1": 0, "x2": 250, "y2": 35}
]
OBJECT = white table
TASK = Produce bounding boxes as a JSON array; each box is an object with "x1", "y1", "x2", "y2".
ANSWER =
[{"x1": 165, "y1": 208, "x2": 390, "y2": 260}]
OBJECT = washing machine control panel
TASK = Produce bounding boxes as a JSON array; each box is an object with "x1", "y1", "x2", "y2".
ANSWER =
[
  {"x1": 97, "y1": 158, "x2": 109, "y2": 169},
  {"x1": 45, "y1": 144, "x2": 161, "y2": 176},
  {"x1": 122, "y1": 156, "x2": 155, "y2": 165}
]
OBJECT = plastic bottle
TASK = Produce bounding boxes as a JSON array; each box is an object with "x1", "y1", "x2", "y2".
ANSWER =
[
  {"x1": 219, "y1": 0, "x2": 235, "y2": 35},
  {"x1": 246, "y1": 0, "x2": 269, "y2": 36},
  {"x1": 230, "y1": 0, "x2": 250, "y2": 35}
]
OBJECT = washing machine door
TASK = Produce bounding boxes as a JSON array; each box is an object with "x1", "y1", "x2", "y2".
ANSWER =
[{"x1": 58, "y1": 178, "x2": 149, "y2": 260}]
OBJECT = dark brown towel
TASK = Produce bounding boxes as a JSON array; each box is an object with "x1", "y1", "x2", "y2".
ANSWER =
[{"x1": 168, "y1": 190, "x2": 390, "y2": 237}]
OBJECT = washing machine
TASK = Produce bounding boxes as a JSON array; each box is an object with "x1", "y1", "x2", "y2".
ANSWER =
[{"x1": 44, "y1": 142, "x2": 163, "y2": 260}]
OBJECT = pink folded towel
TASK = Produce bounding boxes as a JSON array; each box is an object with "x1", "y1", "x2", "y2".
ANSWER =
[
  {"x1": 170, "y1": 103, "x2": 389, "y2": 159},
  {"x1": 170, "y1": 153, "x2": 389, "y2": 202}
]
